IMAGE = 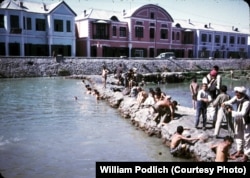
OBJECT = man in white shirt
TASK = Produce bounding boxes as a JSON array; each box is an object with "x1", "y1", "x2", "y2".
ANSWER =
[{"x1": 222, "y1": 86, "x2": 250, "y2": 162}]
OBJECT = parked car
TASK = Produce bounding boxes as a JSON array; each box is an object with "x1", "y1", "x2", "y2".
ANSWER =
[{"x1": 155, "y1": 52, "x2": 176, "y2": 59}]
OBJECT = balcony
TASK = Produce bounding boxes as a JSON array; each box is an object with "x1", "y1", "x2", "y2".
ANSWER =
[{"x1": 10, "y1": 28, "x2": 22, "y2": 34}]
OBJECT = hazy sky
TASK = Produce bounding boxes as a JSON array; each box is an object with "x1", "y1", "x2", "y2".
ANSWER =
[{"x1": 30, "y1": 0, "x2": 249, "y2": 30}]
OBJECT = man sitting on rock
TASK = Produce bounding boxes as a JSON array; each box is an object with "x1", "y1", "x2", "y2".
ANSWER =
[{"x1": 170, "y1": 125, "x2": 201, "y2": 157}]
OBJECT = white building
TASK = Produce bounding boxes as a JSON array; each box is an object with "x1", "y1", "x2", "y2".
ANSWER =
[
  {"x1": 0, "y1": 0, "x2": 76, "y2": 57},
  {"x1": 174, "y1": 19, "x2": 249, "y2": 59}
]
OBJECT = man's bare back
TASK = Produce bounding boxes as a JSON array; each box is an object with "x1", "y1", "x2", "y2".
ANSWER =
[{"x1": 210, "y1": 136, "x2": 234, "y2": 162}]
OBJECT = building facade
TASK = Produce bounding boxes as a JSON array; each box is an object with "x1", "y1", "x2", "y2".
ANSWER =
[
  {"x1": 75, "y1": 4, "x2": 196, "y2": 58},
  {"x1": 0, "y1": 0, "x2": 76, "y2": 57},
  {"x1": 175, "y1": 19, "x2": 249, "y2": 59},
  {"x1": 75, "y1": 4, "x2": 248, "y2": 59},
  {"x1": 0, "y1": 1, "x2": 248, "y2": 58}
]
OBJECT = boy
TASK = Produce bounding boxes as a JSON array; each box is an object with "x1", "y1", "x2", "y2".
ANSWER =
[{"x1": 195, "y1": 83, "x2": 212, "y2": 130}]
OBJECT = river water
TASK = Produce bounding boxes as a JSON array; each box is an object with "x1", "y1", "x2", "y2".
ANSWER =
[{"x1": 0, "y1": 77, "x2": 249, "y2": 178}]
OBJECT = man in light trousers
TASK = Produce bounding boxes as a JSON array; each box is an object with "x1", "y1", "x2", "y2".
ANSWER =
[
  {"x1": 222, "y1": 86, "x2": 250, "y2": 162},
  {"x1": 212, "y1": 85, "x2": 231, "y2": 138}
]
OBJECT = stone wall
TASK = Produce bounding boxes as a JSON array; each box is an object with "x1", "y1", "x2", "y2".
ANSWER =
[{"x1": 0, "y1": 57, "x2": 250, "y2": 78}]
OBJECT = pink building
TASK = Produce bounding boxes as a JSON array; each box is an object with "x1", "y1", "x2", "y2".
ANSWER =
[
  {"x1": 75, "y1": 4, "x2": 248, "y2": 59},
  {"x1": 75, "y1": 4, "x2": 195, "y2": 58}
]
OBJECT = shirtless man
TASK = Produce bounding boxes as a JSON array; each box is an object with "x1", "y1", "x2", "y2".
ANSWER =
[
  {"x1": 151, "y1": 95, "x2": 177, "y2": 120},
  {"x1": 170, "y1": 125, "x2": 201, "y2": 157},
  {"x1": 210, "y1": 136, "x2": 234, "y2": 162}
]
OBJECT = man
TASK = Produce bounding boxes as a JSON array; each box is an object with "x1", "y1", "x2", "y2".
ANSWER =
[
  {"x1": 222, "y1": 86, "x2": 250, "y2": 162},
  {"x1": 189, "y1": 77, "x2": 199, "y2": 109},
  {"x1": 195, "y1": 83, "x2": 212, "y2": 130},
  {"x1": 151, "y1": 95, "x2": 178, "y2": 124},
  {"x1": 114, "y1": 63, "x2": 123, "y2": 85},
  {"x1": 212, "y1": 85, "x2": 231, "y2": 138},
  {"x1": 170, "y1": 125, "x2": 201, "y2": 157},
  {"x1": 210, "y1": 135, "x2": 234, "y2": 162},
  {"x1": 202, "y1": 65, "x2": 222, "y2": 100}
]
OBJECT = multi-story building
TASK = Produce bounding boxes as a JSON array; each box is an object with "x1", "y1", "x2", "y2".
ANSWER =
[
  {"x1": 75, "y1": 4, "x2": 195, "y2": 58},
  {"x1": 0, "y1": 1, "x2": 248, "y2": 58},
  {"x1": 0, "y1": 0, "x2": 76, "y2": 57},
  {"x1": 75, "y1": 4, "x2": 248, "y2": 59},
  {"x1": 175, "y1": 19, "x2": 249, "y2": 59}
]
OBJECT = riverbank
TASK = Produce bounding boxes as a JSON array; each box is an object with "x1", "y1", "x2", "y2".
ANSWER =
[
  {"x1": 75, "y1": 74, "x2": 244, "y2": 162},
  {"x1": 0, "y1": 57, "x2": 250, "y2": 78}
]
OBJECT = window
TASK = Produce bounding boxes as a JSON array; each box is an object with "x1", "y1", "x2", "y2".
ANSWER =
[
  {"x1": 27, "y1": 17, "x2": 32, "y2": 30},
  {"x1": 23, "y1": 17, "x2": 26, "y2": 29},
  {"x1": 96, "y1": 24, "x2": 107, "y2": 39},
  {"x1": 112, "y1": 26, "x2": 117, "y2": 36},
  {"x1": 237, "y1": 37, "x2": 240, "y2": 44},
  {"x1": 135, "y1": 26, "x2": 143, "y2": 38},
  {"x1": 119, "y1": 27, "x2": 126, "y2": 37},
  {"x1": 0, "y1": 14, "x2": 4, "y2": 28},
  {"x1": 160, "y1": 29, "x2": 168, "y2": 39},
  {"x1": 54, "y1": 19, "x2": 63, "y2": 32},
  {"x1": 36, "y1": 18, "x2": 46, "y2": 31},
  {"x1": 111, "y1": 16, "x2": 119, "y2": 21},
  {"x1": 135, "y1": 49, "x2": 144, "y2": 57},
  {"x1": 176, "y1": 32, "x2": 180, "y2": 40},
  {"x1": 229, "y1": 36, "x2": 235, "y2": 44},
  {"x1": 150, "y1": 12, "x2": 154, "y2": 19},
  {"x1": 10, "y1": 15, "x2": 19, "y2": 28},
  {"x1": 241, "y1": 37, "x2": 246, "y2": 45},
  {"x1": 10, "y1": 15, "x2": 21, "y2": 33},
  {"x1": 215, "y1": 35, "x2": 220, "y2": 43},
  {"x1": 66, "y1": 20, "x2": 71, "y2": 32},
  {"x1": 150, "y1": 23, "x2": 155, "y2": 26},
  {"x1": 183, "y1": 33, "x2": 193, "y2": 44},
  {"x1": 149, "y1": 28, "x2": 154, "y2": 39},
  {"x1": 201, "y1": 34, "x2": 207, "y2": 42},
  {"x1": 23, "y1": 17, "x2": 32, "y2": 30},
  {"x1": 208, "y1": 34, "x2": 212, "y2": 42},
  {"x1": 223, "y1": 36, "x2": 227, "y2": 43},
  {"x1": 172, "y1": 31, "x2": 175, "y2": 40}
]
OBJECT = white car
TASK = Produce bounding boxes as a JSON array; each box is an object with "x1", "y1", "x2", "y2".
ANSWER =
[{"x1": 155, "y1": 52, "x2": 176, "y2": 59}]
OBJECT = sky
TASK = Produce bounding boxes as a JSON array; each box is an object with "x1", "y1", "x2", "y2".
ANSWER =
[{"x1": 29, "y1": 0, "x2": 249, "y2": 31}]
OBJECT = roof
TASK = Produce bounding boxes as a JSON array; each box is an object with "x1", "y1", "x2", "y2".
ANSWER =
[
  {"x1": 76, "y1": 4, "x2": 174, "y2": 23},
  {"x1": 173, "y1": 19, "x2": 249, "y2": 34},
  {"x1": 123, "y1": 4, "x2": 174, "y2": 22},
  {"x1": 0, "y1": 0, "x2": 76, "y2": 16},
  {"x1": 75, "y1": 8, "x2": 125, "y2": 22}
]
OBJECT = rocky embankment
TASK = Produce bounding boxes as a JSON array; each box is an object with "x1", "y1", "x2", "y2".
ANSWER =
[{"x1": 70, "y1": 74, "x2": 243, "y2": 162}]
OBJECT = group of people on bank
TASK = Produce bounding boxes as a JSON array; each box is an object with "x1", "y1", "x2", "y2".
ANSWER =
[
  {"x1": 189, "y1": 65, "x2": 250, "y2": 162},
  {"x1": 106, "y1": 63, "x2": 179, "y2": 126},
  {"x1": 100, "y1": 63, "x2": 250, "y2": 162}
]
